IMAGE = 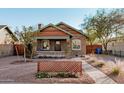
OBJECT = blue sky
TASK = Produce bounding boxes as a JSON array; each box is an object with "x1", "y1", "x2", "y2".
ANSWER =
[{"x1": 0, "y1": 8, "x2": 98, "y2": 31}]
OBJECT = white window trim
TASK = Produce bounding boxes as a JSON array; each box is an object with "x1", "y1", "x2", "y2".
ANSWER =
[
  {"x1": 42, "y1": 40, "x2": 50, "y2": 50},
  {"x1": 72, "y1": 39, "x2": 81, "y2": 50}
]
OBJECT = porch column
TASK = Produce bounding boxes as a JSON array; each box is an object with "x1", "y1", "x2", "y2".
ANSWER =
[
  {"x1": 33, "y1": 38, "x2": 37, "y2": 54},
  {"x1": 66, "y1": 37, "x2": 71, "y2": 58}
]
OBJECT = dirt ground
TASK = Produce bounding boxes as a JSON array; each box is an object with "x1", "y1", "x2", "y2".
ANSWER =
[{"x1": 0, "y1": 56, "x2": 94, "y2": 84}]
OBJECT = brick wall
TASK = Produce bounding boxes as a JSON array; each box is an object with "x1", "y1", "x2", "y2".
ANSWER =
[
  {"x1": 37, "y1": 61, "x2": 82, "y2": 75},
  {"x1": 71, "y1": 35, "x2": 86, "y2": 57}
]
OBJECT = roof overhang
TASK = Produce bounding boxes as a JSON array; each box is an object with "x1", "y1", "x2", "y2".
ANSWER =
[
  {"x1": 56, "y1": 22, "x2": 88, "y2": 38},
  {"x1": 34, "y1": 36, "x2": 70, "y2": 39},
  {"x1": 0, "y1": 25, "x2": 18, "y2": 41}
]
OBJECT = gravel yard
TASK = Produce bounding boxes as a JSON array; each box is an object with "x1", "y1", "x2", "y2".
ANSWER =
[
  {"x1": 86, "y1": 54, "x2": 124, "y2": 83},
  {"x1": 0, "y1": 56, "x2": 94, "y2": 84}
]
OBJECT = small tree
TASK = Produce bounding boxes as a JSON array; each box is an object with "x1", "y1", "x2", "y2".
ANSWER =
[
  {"x1": 15, "y1": 26, "x2": 35, "y2": 62},
  {"x1": 83, "y1": 9, "x2": 124, "y2": 53}
]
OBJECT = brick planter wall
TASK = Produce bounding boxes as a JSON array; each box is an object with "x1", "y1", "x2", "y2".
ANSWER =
[{"x1": 37, "y1": 61, "x2": 82, "y2": 76}]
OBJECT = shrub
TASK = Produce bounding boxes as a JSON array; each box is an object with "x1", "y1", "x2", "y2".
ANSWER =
[
  {"x1": 87, "y1": 59, "x2": 95, "y2": 63},
  {"x1": 36, "y1": 72, "x2": 78, "y2": 78},
  {"x1": 111, "y1": 67, "x2": 120, "y2": 76},
  {"x1": 36, "y1": 72, "x2": 49, "y2": 78},
  {"x1": 56, "y1": 72, "x2": 77, "y2": 78},
  {"x1": 56, "y1": 72, "x2": 65, "y2": 78},
  {"x1": 95, "y1": 62, "x2": 105, "y2": 67}
]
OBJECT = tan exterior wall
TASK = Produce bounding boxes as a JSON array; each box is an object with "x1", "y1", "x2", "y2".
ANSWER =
[
  {"x1": 0, "y1": 28, "x2": 14, "y2": 44},
  {"x1": 107, "y1": 41, "x2": 124, "y2": 51},
  {"x1": 0, "y1": 44, "x2": 14, "y2": 57}
]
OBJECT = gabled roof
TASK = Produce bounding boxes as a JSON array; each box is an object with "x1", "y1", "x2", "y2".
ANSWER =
[
  {"x1": 40, "y1": 23, "x2": 73, "y2": 36},
  {"x1": 0, "y1": 25, "x2": 18, "y2": 41},
  {"x1": 0, "y1": 25, "x2": 7, "y2": 29},
  {"x1": 56, "y1": 22, "x2": 88, "y2": 37}
]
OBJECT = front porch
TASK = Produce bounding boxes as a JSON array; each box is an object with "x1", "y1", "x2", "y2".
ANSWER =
[{"x1": 34, "y1": 36, "x2": 71, "y2": 58}]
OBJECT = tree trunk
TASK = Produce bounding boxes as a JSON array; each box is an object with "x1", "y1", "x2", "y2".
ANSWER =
[
  {"x1": 89, "y1": 42, "x2": 94, "y2": 54},
  {"x1": 103, "y1": 43, "x2": 108, "y2": 54},
  {"x1": 15, "y1": 45, "x2": 20, "y2": 61},
  {"x1": 24, "y1": 47, "x2": 26, "y2": 62},
  {"x1": 30, "y1": 49, "x2": 33, "y2": 62}
]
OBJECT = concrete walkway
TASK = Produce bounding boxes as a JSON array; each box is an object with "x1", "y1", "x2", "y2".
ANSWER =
[{"x1": 82, "y1": 61, "x2": 116, "y2": 84}]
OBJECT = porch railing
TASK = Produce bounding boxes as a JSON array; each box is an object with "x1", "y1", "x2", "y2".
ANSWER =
[{"x1": 37, "y1": 51, "x2": 66, "y2": 58}]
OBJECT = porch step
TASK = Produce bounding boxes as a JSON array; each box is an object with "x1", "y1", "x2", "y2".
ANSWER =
[{"x1": 36, "y1": 51, "x2": 66, "y2": 58}]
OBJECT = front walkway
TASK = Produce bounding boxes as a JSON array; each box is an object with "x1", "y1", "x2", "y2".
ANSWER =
[{"x1": 82, "y1": 60, "x2": 116, "y2": 84}]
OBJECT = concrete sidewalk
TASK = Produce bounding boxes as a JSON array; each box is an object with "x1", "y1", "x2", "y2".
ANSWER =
[{"x1": 82, "y1": 61, "x2": 116, "y2": 84}]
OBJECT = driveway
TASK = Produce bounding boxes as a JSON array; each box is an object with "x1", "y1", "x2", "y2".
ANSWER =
[{"x1": 0, "y1": 56, "x2": 37, "y2": 83}]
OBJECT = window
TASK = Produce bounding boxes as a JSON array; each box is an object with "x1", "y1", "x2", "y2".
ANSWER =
[
  {"x1": 42, "y1": 40, "x2": 50, "y2": 50},
  {"x1": 72, "y1": 39, "x2": 81, "y2": 50},
  {"x1": 56, "y1": 41, "x2": 60, "y2": 44}
]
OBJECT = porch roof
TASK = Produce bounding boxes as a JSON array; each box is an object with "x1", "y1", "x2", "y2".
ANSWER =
[{"x1": 35, "y1": 36, "x2": 70, "y2": 39}]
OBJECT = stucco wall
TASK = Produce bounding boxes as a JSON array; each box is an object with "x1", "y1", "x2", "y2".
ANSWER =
[
  {"x1": 107, "y1": 41, "x2": 124, "y2": 51},
  {"x1": 0, "y1": 44, "x2": 14, "y2": 57},
  {"x1": 0, "y1": 28, "x2": 13, "y2": 44},
  {"x1": 107, "y1": 41, "x2": 124, "y2": 56}
]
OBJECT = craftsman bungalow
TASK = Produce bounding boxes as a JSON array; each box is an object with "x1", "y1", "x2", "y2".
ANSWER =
[{"x1": 34, "y1": 22, "x2": 87, "y2": 58}]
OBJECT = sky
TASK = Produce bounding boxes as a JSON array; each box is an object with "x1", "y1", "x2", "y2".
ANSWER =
[{"x1": 0, "y1": 8, "x2": 98, "y2": 31}]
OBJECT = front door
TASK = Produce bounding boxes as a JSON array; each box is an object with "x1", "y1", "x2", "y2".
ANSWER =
[{"x1": 55, "y1": 41, "x2": 61, "y2": 51}]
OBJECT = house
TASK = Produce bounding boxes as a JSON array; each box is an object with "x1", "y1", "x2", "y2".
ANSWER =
[
  {"x1": 33, "y1": 22, "x2": 87, "y2": 58},
  {"x1": 0, "y1": 25, "x2": 17, "y2": 57},
  {"x1": 0, "y1": 25, "x2": 17, "y2": 44},
  {"x1": 107, "y1": 36, "x2": 124, "y2": 57}
]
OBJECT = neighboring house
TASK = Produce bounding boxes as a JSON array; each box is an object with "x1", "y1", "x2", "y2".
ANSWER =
[
  {"x1": 0, "y1": 25, "x2": 17, "y2": 44},
  {"x1": 107, "y1": 36, "x2": 124, "y2": 57},
  {"x1": 33, "y1": 22, "x2": 87, "y2": 58},
  {"x1": 0, "y1": 25, "x2": 17, "y2": 57}
]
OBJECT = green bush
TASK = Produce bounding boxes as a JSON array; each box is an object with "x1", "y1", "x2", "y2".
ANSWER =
[
  {"x1": 36, "y1": 72, "x2": 49, "y2": 78},
  {"x1": 55, "y1": 72, "x2": 77, "y2": 78},
  {"x1": 111, "y1": 67, "x2": 120, "y2": 76},
  {"x1": 36, "y1": 72, "x2": 77, "y2": 78},
  {"x1": 56, "y1": 72, "x2": 65, "y2": 78}
]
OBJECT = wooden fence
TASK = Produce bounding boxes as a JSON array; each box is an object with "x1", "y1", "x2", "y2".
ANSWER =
[
  {"x1": 14, "y1": 44, "x2": 24, "y2": 55},
  {"x1": 86, "y1": 45, "x2": 102, "y2": 54}
]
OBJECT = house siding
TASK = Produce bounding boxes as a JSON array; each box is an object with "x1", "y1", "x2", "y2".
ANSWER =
[
  {"x1": 57, "y1": 24, "x2": 81, "y2": 35},
  {"x1": 35, "y1": 26, "x2": 69, "y2": 36},
  {"x1": 0, "y1": 28, "x2": 14, "y2": 44},
  {"x1": 0, "y1": 27, "x2": 16, "y2": 57}
]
